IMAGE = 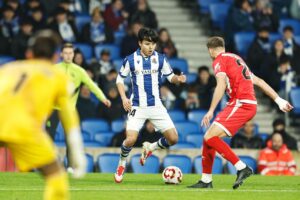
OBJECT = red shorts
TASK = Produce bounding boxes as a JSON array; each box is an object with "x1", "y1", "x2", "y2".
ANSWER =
[{"x1": 213, "y1": 101, "x2": 257, "y2": 136}]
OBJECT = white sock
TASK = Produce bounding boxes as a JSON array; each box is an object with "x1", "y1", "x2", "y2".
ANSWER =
[
  {"x1": 201, "y1": 173, "x2": 212, "y2": 183},
  {"x1": 149, "y1": 142, "x2": 159, "y2": 151},
  {"x1": 234, "y1": 160, "x2": 246, "y2": 171},
  {"x1": 119, "y1": 157, "x2": 127, "y2": 166}
]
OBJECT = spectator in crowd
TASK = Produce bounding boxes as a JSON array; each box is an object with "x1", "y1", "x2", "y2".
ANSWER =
[
  {"x1": 271, "y1": 0, "x2": 291, "y2": 18},
  {"x1": 258, "y1": 132, "x2": 296, "y2": 175},
  {"x1": 134, "y1": 120, "x2": 163, "y2": 147},
  {"x1": 49, "y1": 7, "x2": 79, "y2": 42},
  {"x1": 29, "y1": 6, "x2": 47, "y2": 32},
  {"x1": 120, "y1": 21, "x2": 143, "y2": 57},
  {"x1": 191, "y1": 66, "x2": 216, "y2": 109},
  {"x1": 290, "y1": 0, "x2": 300, "y2": 20},
  {"x1": 24, "y1": 0, "x2": 45, "y2": 16},
  {"x1": 0, "y1": 6, "x2": 19, "y2": 47},
  {"x1": 160, "y1": 85, "x2": 176, "y2": 110},
  {"x1": 278, "y1": 55, "x2": 296, "y2": 98},
  {"x1": 11, "y1": 19, "x2": 33, "y2": 59},
  {"x1": 266, "y1": 118, "x2": 298, "y2": 150},
  {"x1": 73, "y1": 48, "x2": 90, "y2": 70},
  {"x1": 89, "y1": 0, "x2": 104, "y2": 14},
  {"x1": 129, "y1": 0, "x2": 158, "y2": 30},
  {"x1": 97, "y1": 69, "x2": 118, "y2": 95},
  {"x1": 184, "y1": 87, "x2": 200, "y2": 111},
  {"x1": 225, "y1": 0, "x2": 254, "y2": 51},
  {"x1": 81, "y1": 7, "x2": 114, "y2": 45},
  {"x1": 252, "y1": 0, "x2": 279, "y2": 32},
  {"x1": 96, "y1": 85, "x2": 125, "y2": 122},
  {"x1": 247, "y1": 26, "x2": 272, "y2": 78},
  {"x1": 69, "y1": 0, "x2": 89, "y2": 14},
  {"x1": 4, "y1": 0, "x2": 24, "y2": 18},
  {"x1": 156, "y1": 28, "x2": 178, "y2": 58},
  {"x1": 76, "y1": 85, "x2": 97, "y2": 121},
  {"x1": 103, "y1": 0, "x2": 129, "y2": 31},
  {"x1": 96, "y1": 49, "x2": 115, "y2": 77},
  {"x1": 231, "y1": 120, "x2": 263, "y2": 149},
  {"x1": 56, "y1": 0, "x2": 76, "y2": 22}
]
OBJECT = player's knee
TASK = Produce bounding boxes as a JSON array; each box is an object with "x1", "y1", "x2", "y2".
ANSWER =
[{"x1": 167, "y1": 135, "x2": 178, "y2": 145}]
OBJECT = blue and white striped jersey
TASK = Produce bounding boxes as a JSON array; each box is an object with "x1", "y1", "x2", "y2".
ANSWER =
[{"x1": 118, "y1": 49, "x2": 174, "y2": 107}]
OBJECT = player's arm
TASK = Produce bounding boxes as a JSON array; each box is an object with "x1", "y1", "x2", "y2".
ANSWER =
[
  {"x1": 56, "y1": 80, "x2": 86, "y2": 178},
  {"x1": 202, "y1": 73, "x2": 227, "y2": 127},
  {"x1": 170, "y1": 73, "x2": 186, "y2": 84},
  {"x1": 252, "y1": 74, "x2": 293, "y2": 112},
  {"x1": 81, "y1": 69, "x2": 111, "y2": 107},
  {"x1": 161, "y1": 57, "x2": 186, "y2": 84},
  {"x1": 116, "y1": 57, "x2": 131, "y2": 112}
]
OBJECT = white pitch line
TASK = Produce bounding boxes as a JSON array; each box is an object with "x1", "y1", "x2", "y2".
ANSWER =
[{"x1": 0, "y1": 188, "x2": 299, "y2": 193}]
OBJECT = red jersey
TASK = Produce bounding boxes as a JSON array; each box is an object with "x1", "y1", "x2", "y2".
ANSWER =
[{"x1": 212, "y1": 52, "x2": 256, "y2": 103}]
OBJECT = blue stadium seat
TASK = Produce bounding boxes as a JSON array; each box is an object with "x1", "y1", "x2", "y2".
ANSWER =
[
  {"x1": 64, "y1": 153, "x2": 94, "y2": 172},
  {"x1": 186, "y1": 73, "x2": 197, "y2": 84},
  {"x1": 0, "y1": 56, "x2": 15, "y2": 66},
  {"x1": 259, "y1": 133, "x2": 270, "y2": 142},
  {"x1": 82, "y1": 130, "x2": 92, "y2": 142},
  {"x1": 227, "y1": 155, "x2": 257, "y2": 174},
  {"x1": 111, "y1": 119, "x2": 125, "y2": 133},
  {"x1": 209, "y1": 3, "x2": 230, "y2": 31},
  {"x1": 84, "y1": 141, "x2": 104, "y2": 147},
  {"x1": 114, "y1": 31, "x2": 125, "y2": 45},
  {"x1": 168, "y1": 58, "x2": 189, "y2": 74},
  {"x1": 113, "y1": 59, "x2": 124, "y2": 71},
  {"x1": 194, "y1": 156, "x2": 223, "y2": 174},
  {"x1": 74, "y1": 43, "x2": 93, "y2": 60},
  {"x1": 187, "y1": 109, "x2": 207, "y2": 125},
  {"x1": 223, "y1": 137, "x2": 231, "y2": 146},
  {"x1": 75, "y1": 14, "x2": 91, "y2": 32},
  {"x1": 170, "y1": 142, "x2": 196, "y2": 149},
  {"x1": 174, "y1": 121, "x2": 200, "y2": 141},
  {"x1": 186, "y1": 134, "x2": 203, "y2": 148},
  {"x1": 290, "y1": 87, "x2": 300, "y2": 115},
  {"x1": 94, "y1": 44, "x2": 120, "y2": 60},
  {"x1": 81, "y1": 119, "x2": 110, "y2": 135},
  {"x1": 197, "y1": 0, "x2": 221, "y2": 14},
  {"x1": 130, "y1": 154, "x2": 160, "y2": 174},
  {"x1": 54, "y1": 141, "x2": 66, "y2": 147},
  {"x1": 295, "y1": 35, "x2": 300, "y2": 45},
  {"x1": 234, "y1": 32, "x2": 256, "y2": 57},
  {"x1": 55, "y1": 122, "x2": 65, "y2": 141},
  {"x1": 97, "y1": 153, "x2": 120, "y2": 173},
  {"x1": 163, "y1": 155, "x2": 192, "y2": 173},
  {"x1": 279, "y1": 19, "x2": 300, "y2": 35},
  {"x1": 94, "y1": 132, "x2": 114, "y2": 146},
  {"x1": 168, "y1": 110, "x2": 186, "y2": 122},
  {"x1": 269, "y1": 32, "x2": 282, "y2": 44}
]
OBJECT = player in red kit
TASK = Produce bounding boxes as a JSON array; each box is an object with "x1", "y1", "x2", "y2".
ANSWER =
[{"x1": 188, "y1": 37, "x2": 293, "y2": 189}]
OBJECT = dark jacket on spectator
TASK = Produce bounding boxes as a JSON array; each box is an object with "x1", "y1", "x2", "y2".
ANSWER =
[
  {"x1": 103, "y1": 5, "x2": 126, "y2": 31},
  {"x1": 231, "y1": 133, "x2": 264, "y2": 149},
  {"x1": 81, "y1": 21, "x2": 114, "y2": 45}
]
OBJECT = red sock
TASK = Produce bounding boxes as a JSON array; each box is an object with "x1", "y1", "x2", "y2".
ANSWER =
[
  {"x1": 206, "y1": 136, "x2": 239, "y2": 165},
  {"x1": 202, "y1": 140, "x2": 216, "y2": 174}
]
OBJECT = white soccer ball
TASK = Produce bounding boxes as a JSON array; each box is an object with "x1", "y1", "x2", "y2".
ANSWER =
[{"x1": 162, "y1": 166, "x2": 183, "y2": 184}]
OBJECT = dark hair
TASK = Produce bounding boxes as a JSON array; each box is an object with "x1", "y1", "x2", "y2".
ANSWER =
[
  {"x1": 272, "y1": 118, "x2": 285, "y2": 128},
  {"x1": 283, "y1": 25, "x2": 294, "y2": 33},
  {"x1": 61, "y1": 43, "x2": 74, "y2": 51},
  {"x1": 138, "y1": 27, "x2": 158, "y2": 43},
  {"x1": 198, "y1": 65, "x2": 209, "y2": 74},
  {"x1": 279, "y1": 55, "x2": 290, "y2": 65},
  {"x1": 27, "y1": 30, "x2": 61, "y2": 59},
  {"x1": 206, "y1": 36, "x2": 225, "y2": 49}
]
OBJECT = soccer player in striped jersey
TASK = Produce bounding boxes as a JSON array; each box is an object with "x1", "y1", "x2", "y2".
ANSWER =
[{"x1": 114, "y1": 28, "x2": 186, "y2": 183}]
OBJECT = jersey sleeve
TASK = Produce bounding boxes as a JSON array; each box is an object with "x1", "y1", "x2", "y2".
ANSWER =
[
  {"x1": 80, "y1": 68, "x2": 107, "y2": 101},
  {"x1": 213, "y1": 59, "x2": 226, "y2": 77},
  {"x1": 119, "y1": 57, "x2": 130, "y2": 78},
  {"x1": 161, "y1": 57, "x2": 174, "y2": 82}
]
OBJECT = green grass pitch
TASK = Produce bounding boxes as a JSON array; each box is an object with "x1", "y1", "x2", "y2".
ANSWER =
[{"x1": 0, "y1": 173, "x2": 299, "y2": 200}]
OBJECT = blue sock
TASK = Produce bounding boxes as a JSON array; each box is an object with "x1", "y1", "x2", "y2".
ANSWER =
[
  {"x1": 157, "y1": 137, "x2": 170, "y2": 149},
  {"x1": 120, "y1": 142, "x2": 132, "y2": 158}
]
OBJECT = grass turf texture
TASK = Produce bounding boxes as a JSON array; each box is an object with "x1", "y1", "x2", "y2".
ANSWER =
[{"x1": 0, "y1": 173, "x2": 299, "y2": 200}]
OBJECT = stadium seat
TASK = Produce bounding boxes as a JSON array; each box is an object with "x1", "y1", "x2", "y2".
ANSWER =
[
  {"x1": 0, "y1": 56, "x2": 15, "y2": 66},
  {"x1": 81, "y1": 119, "x2": 110, "y2": 135},
  {"x1": 55, "y1": 122, "x2": 65, "y2": 141},
  {"x1": 64, "y1": 153, "x2": 94, "y2": 172},
  {"x1": 234, "y1": 32, "x2": 256, "y2": 57},
  {"x1": 114, "y1": 31, "x2": 125, "y2": 46},
  {"x1": 269, "y1": 32, "x2": 282, "y2": 44},
  {"x1": 168, "y1": 58, "x2": 189, "y2": 74},
  {"x1": 74, "y1": 43, "x2": 93, "y2": 60},
  {"x1": 197, "y1": 0, "x2": 221, "y2": 14},
  {"x1": 186, "y1": 73, "x2": 197, "y2": 84},
  {"x1": 82, "y1": 130, "x2": 92, "y2": 142},
  {"x1": 259, "y1": 133, "x2": 270, "y2": 142},
  {"x1": 174, "y1": 121, "x2": 200, "y2": 141},
  {"x1": 223, "y1": 137, "x2": 231, "y2": 146},
  {"x1": 84, "y1": 141, "x2": 104, "y2": 147},
  {"x1": 113, "y1": 59, "x2": 124, "y2": 71},
  {"x1": 163, "y1": 155, "x2": 192, "y2": 173},
  {"x1": 97, "y1": 153, "x2": 120, "y2": 173},
  {"x1": 194, "y1": 156, "x2": 223, "y2": 174},
  {"x1": 295, "y1": 35, "x2": 300, "y2": 45},
  {"x1": 290, "y1": 87, "x2": 300, "y2": 115},
  {"x1": 170, "y1": 142, "x2": 196, "y2": 149},
  {"x1": 187, "y1": 109, "x2": 207, "y2": 125},
  {"x1": 279, "y1": 19, "x2": 300, "y2": 35},
  {"x1": 227, "y1": 155, "x2": 257, "y2": 174},
  {"x1": 168, "y1": 110, "x2": 186, "y2": 122},
  {"x1": 75, "y1": 14, "x2": 91, "y2": 32},
  {"x1": 94, "y1": 44, "x2": 120, "y2": 60},
  {"x1": 130, "y1": 154, "x2": 160, "y2": 174},
  {"x1": 111, "y1": 119, "x2": 126, "y2": 133},
  {"x1": 209, "y1": 3, "x2": 230, "y2": 31},
  {"x1": 185, "y1": 134, "x2": 203, "y2": 148},
  {"x1": 94, "y1": 132, "x2": 114, "y2": 146}
]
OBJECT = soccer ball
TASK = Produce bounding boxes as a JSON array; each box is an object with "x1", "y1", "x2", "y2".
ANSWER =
[{"x1": 162, "y1": 166, "x2": 183, "y2": 184}]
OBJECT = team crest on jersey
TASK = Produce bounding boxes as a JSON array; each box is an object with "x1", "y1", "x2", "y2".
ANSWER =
[{"x1": 152, "y1": 58, "x2": 157, "y2": 64}]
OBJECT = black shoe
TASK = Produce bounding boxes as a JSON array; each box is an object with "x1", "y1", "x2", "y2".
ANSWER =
[
  {"x1": 187, "y1": 180, "x2": 213, "y2": 188},
  {"x1": 232, "y1": 166, "x2": 253, "y2": 189}
]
